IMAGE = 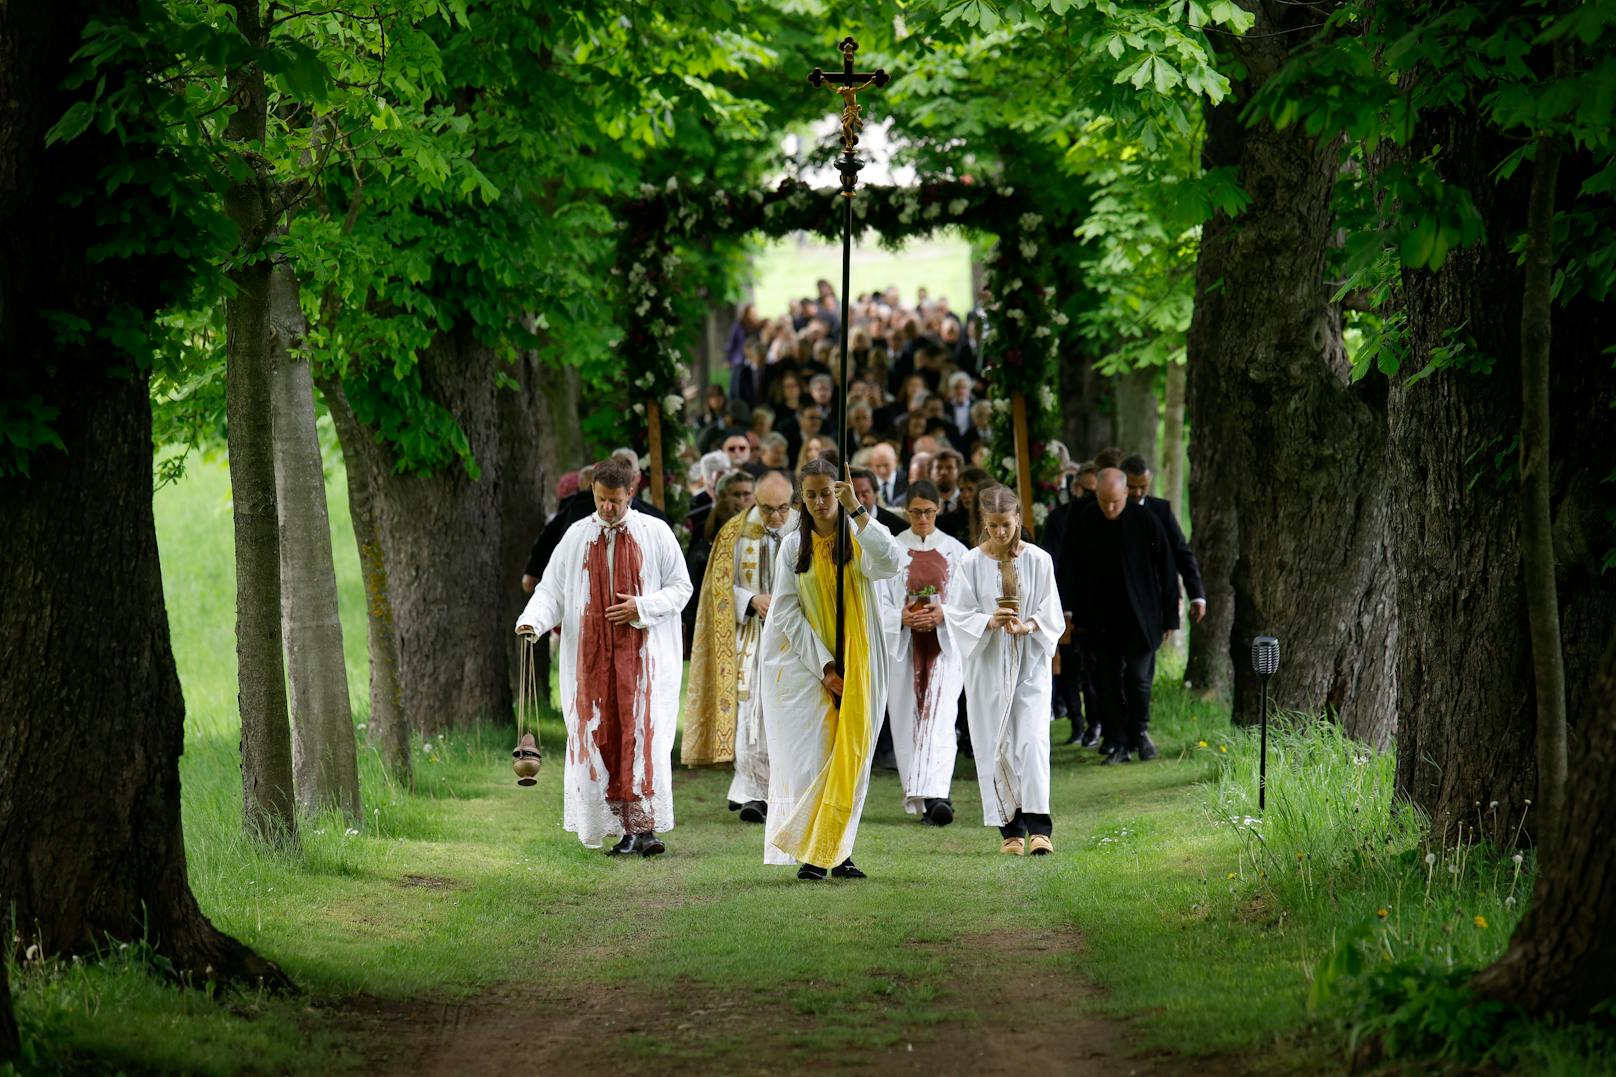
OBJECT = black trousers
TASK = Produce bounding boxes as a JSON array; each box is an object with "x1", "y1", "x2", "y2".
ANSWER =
[
  {"x1": 1056, "y1": 640, "x2": 1102, "y2": 734},
  {"x1": 999, "y1": 811, "x2": 1053, "y2": 838},
  {"x1": 1090, "y1": 642, "x2": 1155, "y2": 749}
]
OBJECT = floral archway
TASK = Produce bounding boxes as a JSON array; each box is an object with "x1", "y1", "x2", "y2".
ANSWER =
[{"x1": 606, "y1": 177, "x2": 1075, "y2": 524}]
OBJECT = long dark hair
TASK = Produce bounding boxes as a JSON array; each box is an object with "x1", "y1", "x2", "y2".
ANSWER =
[{"x1": 793, "y1": 457, "x2": 852, "y2": 573}]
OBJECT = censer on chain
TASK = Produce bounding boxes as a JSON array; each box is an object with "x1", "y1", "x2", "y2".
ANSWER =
[{"x1": 511, "y1": 630, "x2": 543, "y2": 786}]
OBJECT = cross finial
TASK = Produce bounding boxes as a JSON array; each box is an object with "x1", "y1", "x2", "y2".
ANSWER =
[{"x1": 806, "y1": 36, "x2": 891, "y2": 163}]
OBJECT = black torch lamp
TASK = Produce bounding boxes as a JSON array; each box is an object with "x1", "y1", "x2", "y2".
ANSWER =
[{"x1": 1252, "y1": 636, "x2": 1279, "y2": 810}]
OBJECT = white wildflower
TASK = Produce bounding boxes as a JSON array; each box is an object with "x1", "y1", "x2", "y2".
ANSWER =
[
  {"x1": 635, "y1": 300, "x2": 651, "y2": 318},
  {"x1": 344, "y1": 827, "x2": 359, "y2": 837},
  {"x1": 665, "y1": 176, "x2": 679, "y2": 192},
  {"x1": 948, "y1": 198, "x2": 969, "y2": 216},
  {"x1": 1020, "y1": 240, "x2": 1038, "y2": 259},
  {"x1": 662, "y1": 393, "x2": 684, "y2": 416},
  {"x1": 923, "y1": 202, "x2": 941, "y2": 219},
  {"x1": 632, "y1": 402, "x2": 645, "y2": 415},
  {"x1": 1505, "y1": 896, "x2": 1516, "y2": 907},
  {"x1": 1019, "y1": 211, "x2": 1042, "y2": 232},
  {"x1": 1425, "y1": 852, "x2": 1437, "y2": 866},
  {"x1": 1512, "y1": 853, "x2": 1524, "y2": 866},
  {"x1": 24, "y1": 943, "x2": 40, "y2": 962}
]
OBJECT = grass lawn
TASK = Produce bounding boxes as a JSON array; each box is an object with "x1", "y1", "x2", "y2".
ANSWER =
[
  {"x1": 747, "y1": 232, "x2": 974, "y2": 329},
  {"x1": 7, "y1": 456, "x2": 1605, "y2": 1075}
]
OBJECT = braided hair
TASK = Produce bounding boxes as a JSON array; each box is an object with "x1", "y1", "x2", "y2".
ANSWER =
[{"x1": 792, "y1": 457, "x2": 852, "y2": 574}]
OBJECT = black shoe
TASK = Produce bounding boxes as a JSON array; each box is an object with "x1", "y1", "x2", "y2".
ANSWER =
[
  {"x1": 874, "y1": 748, "x2": 898, "y2": 771},
  {"x1": 1061, "y1": 723, "x2": 1082, "y2": 745},
  {"x1": 606, "y1": 834, "x2": 636, "y2": 856},
  {"x1": 831, "y1": 858, "x2": 867, "y2": 879},
  {"x1": 634, "y1": 832, "x2": 666, "y2": 857},
  {"x1": 727, "y1": 800, "x2": 741, "y2": 812},
  {"x1": 1135, "y1": 733, "x2": 1158, "y2": 761},
  {"x1": 738, "y1": 801, "x2": 767, "y2": 824},
  {"x1": 1080, "y1": 726, "x2": 1101, "y2": 749},
  {"x1": 797, "y1": 863, "x2": 828, "y2": 881},
  {"x1": 1101, "y1": 746, "x2": 1132, "y2": 766},
  {"x1": 923, "y1": 799, "x2": 954, "y2": 827}
]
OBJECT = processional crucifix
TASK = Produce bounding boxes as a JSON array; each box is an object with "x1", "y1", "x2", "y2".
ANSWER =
[{"x1": 804, "y1": 37, "x2": 890, "y2": 685}]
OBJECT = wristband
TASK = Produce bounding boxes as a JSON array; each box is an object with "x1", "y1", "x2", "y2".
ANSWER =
[{"x1": 848, "y1": 504, "x2": 868, "y2": 519}]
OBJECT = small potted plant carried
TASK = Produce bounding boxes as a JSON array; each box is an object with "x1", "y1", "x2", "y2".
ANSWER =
[{"x1": 906, "y1": 583, "x2": 939, "y2": 608}]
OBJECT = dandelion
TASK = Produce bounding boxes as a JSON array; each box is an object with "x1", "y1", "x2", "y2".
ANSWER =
[
  {"x1": 1512, "y1": 853, "x2": 1524, "y2": 866},
  {"x1": 1219, "y1": 744, "x2": 1228, "y2": 753},
  {"x1": 1295, "y1": 851, "x2": 1305, "y2": 861},
  {"x1": 24, "y1": 943, "x2": 40, "y2": 962},
  {"x1": 1376, "y1": 908, "x2": 1389, "y2": 919},
  {"x1": 1226, "y1": 872, "x2": 1237, "y2": 880},
  {"x1": 1197, "y1": 739, "x2": 1209, "y2": 748},
  {"x1": 1505, "y1": 896, "x2": 1516, "y2": 908},
  {"x1": 1473, "y1": 915, "x2": 1488, "y2": 929},
  {"x1": 1489, "y1": 800, "x2": 1499, "y2": 810},
  {"x1": 1425, "y1": 852, "x2": 1437, "y2": 866},
  {"x1": 1447, "y1": 862, "x2": 1460, "y2": 875},
  {"x1": 344, "y1": 827, "x2": 359, "y2": 837}
]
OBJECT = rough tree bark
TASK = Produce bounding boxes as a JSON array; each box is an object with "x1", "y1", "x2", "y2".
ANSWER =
[
  {"x1": 1161, "y1": 361, "x2": 1187, "y2": 523},
  {"x1": 1110, "y1": 366, "x2": 1159, "y2": 467},
  {"x1": 0, "y1": 0, "x2": 289, "y2": 997},
  {"x1": 1391, "y1": 113, "x2": 1615, "y2": 847},
  {"x1": 1185, "y1": 2, "x2": 1396, "y2": 744},
  {"x1": 269, "y1": 266, "x2": 362, "y2": 820},
  {"x1": 224, "y1": 0, "x2": 296, "y2": 841},
  {"x1": 319, "y1": 374, "x2": 412, "y2": 785},
  {"x1": 1469, "y1": 633, "x2": 1616, "y2": 1018},
  {"x1": 499, "y1": 347, "x2": 552, "y2": 706},
  {"x1": 354, "y1": 328, "x2": 515, "y2": 733}
]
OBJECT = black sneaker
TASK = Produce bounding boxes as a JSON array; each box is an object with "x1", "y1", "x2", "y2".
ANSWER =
[
  {"x1": 1101, "y1": 746, "x2": 1132, "y2": 766},
  {"x1": 831, "y1": 858, "x2": 867, "y2": 879},
  {"x1": 797, "y1": 863, "x2": 828, "y2": 881},
  {"x1": 738, "y1": 801, "x2": 767, "y2": 824},
  {"x1": 634, "y1": 832, "x2": 666, "y2": 857},
  {"x1": 1135, "y1": 733, "x2": 1158, "y2": 761},
  {"x1": 606, "y1": 834, "x2": 636, "y2": 856}
]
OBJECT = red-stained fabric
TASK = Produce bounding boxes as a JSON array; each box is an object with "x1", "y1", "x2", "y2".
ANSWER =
[
  {"x1": 573, "y1": 523, "x2": 653, "y2": 804},
  {"x1": 905, "y1": 549, "x2": 949, "y2": 723}
]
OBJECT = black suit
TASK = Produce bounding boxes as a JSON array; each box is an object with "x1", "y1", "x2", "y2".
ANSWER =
[
  {"x1": 1058, "y1": 500, "x2": 1178, "y2": 752},
  {"x1": 874, "y1": 505, "x2": 908, "y2": 535},
  {"x1": 872, "y1": 472, "x2": 907, "y2": 508},
  {"x1": 1138, "y1": 496, "x2": 1204, "y2": 603}
]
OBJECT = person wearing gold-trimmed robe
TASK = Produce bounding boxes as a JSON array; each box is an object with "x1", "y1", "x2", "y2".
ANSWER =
[
  {"x1": 760, "y1": 458, "x2": 902, "y2": 880},
  {"x1": 683, "y1": 471, "x2": 797, "y2": 822},
  {"x1": 515, "y1": 457, "x2": 692, "y2": 856}
]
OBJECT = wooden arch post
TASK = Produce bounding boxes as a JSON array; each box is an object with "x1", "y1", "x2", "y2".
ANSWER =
[
  {"x1": 1011, "y1": 391, "x2": 1035, "y2": 539},
  {"x1": 645, "y1": 400, "x2": 666, "y2": 511}
]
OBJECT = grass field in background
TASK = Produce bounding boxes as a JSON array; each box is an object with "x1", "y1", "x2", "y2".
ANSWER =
[
  {"x1": 8, "y1": 456, "x2": 1608, "y2": 1076},
  {"x1": 747, "y1": 232, "x2": 974, "y2": 327}
]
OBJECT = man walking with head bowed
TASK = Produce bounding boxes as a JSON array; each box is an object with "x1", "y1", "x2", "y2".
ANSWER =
[
  {"x1": 1057, "y1": 468, "x2": 1179, "y2": 765},
  {"x1": 516, "y1": 457, "x2": 693, "y2": 855}
]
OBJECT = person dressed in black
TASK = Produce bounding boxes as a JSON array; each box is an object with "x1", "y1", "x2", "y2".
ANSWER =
[
  {"x1": 1121, "y1": 455, "x2": 1206, "y2": 629},
  {"x1": 1058, "y1": 468, "x2": 1178, "y2": 764},
  {"x1": 1041, "y1": 467, "x2": 1101, "y2": 748}
]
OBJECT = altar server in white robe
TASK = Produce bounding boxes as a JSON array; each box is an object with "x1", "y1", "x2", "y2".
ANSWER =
[
  {"x1": 945, "y1": 485, "x2": 1065, "y2": 855},
  {"x1": 515, "y1": 457, "x2": 693, "y2": 857},
  {"x1": 878, "y1": 480, "x2": 969, "y2": 827},
  {"x1": 761, "y1": 458, "x2": 903, "y2": 880}
]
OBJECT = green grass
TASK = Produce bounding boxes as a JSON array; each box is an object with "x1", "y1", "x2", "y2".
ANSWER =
[{"x1": 8, "y1": 456, "x2": 1609, "y2": 1074}]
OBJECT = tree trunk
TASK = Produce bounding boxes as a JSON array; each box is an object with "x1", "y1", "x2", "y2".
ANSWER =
[
  {"x1": 223, "y1": 0, "x2": 296, "y2": 841},
  {"x1": 1058, "y1": 351, "x2": 1110, "y2": 460},
  {"x1": 1110, "y1": 365, "x2": 1159, "y2": 467},
  {"x1": 0, "y1": 0, "x2": 289, "y2": 996},
  {"x1": 499, "y1": 348, "x2": 551, "y2": 708},
  {"x1": 269, "y1": 266, "x2": 361, "y2": 821},
  {"x1": 1186, "y1": 5, "x2": 1396, "y2": 745},
  {"x1": 0, "y1": 375, "x2": 291, "y2": 990},
  {"x1": 1516, "y1": 135, "x2": 1566, "y2": 855},
  {"x1": 536, "y1": 349, "x2": 585, "y2": 515},
  {"x1": 319, "y1": 373, "x2": 411, "y2": 785},
  {"x1": 1161, "y1": 361, "x2": 1187, "y2": 523},
  {"x1": 1469, "y1": 632, "x2": 1616, "y2": 1018},
  {"x1": 361, "y1": 328, "x2": 514, "y2": 733},
  {"x1": 1391, "y1": 111, "x2": 1614, "y2": 847}
]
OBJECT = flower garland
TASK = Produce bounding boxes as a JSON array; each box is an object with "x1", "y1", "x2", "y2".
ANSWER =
[{"x1": 609, "y1": 178, "x2": 1076, "y2": 516}]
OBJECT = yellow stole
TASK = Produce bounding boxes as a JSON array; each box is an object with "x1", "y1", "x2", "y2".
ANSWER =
[{"x1": 781, "y1": 528, "x2": 872, "y2": 867}]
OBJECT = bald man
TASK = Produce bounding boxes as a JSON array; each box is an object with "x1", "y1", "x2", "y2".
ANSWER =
[
  {"x1": 1056, "y1": 468, "x2": 1178, "y2": 764},
  {"x1": 868, "y1": 442, "x2": 907, "y2": 507},
  {"x1": 682, "y1": 470, "x2": 798, "y2": 820}
]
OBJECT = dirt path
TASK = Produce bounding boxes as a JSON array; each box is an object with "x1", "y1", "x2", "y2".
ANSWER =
[{"x1": 337, "y1": 928, "x2": 1239, "y2": 1075}]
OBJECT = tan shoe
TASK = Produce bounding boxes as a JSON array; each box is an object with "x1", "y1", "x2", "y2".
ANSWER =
[
  {"x1": 1028, "y1": 834, "x2": 1054, "y2": 856},
  {"x1": 1000, "y1": 836, "x2": 1026, "y2": 855}
]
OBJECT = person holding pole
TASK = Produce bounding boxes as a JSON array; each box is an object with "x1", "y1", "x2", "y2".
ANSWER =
[
  {"x1": 760, "y1": 458, "x2": 902, "y2": 880},
  {"x1": 945, "y1": 486, "x2": 1065, "y2": 855}
]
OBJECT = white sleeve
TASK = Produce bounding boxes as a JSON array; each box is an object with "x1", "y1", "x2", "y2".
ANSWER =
[
  {"x1": 631, "y1": 521, "x2": 694, "y2": 627},
  {"x1": 517, "y1": 530, "x2": 570, "y2": 635},
  {"x1": 856, "y1": 518, "x2": 903, "y2": 582},
  {"x1": 879, "y1": 573, "x2": 909, "y2": 662},
  {"x1": 1022, "y1": 552, "x2": 1065, "y2": 658},
  {"x1": 942, "y1": 557, "x2": 996, "y2": 661}
]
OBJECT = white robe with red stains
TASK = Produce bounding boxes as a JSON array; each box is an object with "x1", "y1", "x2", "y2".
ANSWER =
[
  {"x1": 515, "y1": 509, "x2": 692, "y2": 847},
  {"x1": 878, "y1": 529, "x2": 969, "y2": 815}
]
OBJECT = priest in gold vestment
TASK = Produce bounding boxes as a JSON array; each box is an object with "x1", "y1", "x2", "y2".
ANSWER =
[{"x1": 682, "y1": 471, "x2": 797, "y2": 822}]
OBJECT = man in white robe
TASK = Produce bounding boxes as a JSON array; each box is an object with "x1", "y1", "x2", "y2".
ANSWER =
[
  {"x1": 878, "y1": 480, "x2": 969, "y2": 826},
  {"x1": 682, "y1": 472, "x2": 797, "y2": 822},
  {"x1": 760, "y1": 460, "x2": 902, "y2": 879},
  {"x1": 946, "y1": 488, "x2": 1065, "y2": 854},
  {"x1": 515, "y1": 457, "x2": 692, "y2": 856}
]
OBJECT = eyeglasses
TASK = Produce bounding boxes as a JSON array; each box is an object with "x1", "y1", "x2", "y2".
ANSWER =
[
  {"x1": 758, "y1": 503, "x2": 791, "y2": 517},
  {"x1": 906, "y1": 508, "x2": 938, "y2": 518}
]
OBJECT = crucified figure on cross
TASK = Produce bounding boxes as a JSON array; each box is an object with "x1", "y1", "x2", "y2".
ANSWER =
[
  {"x1": 825, "y1": 76, "x2": 880, "y2": 152},
  {"x1": 807, "y1": 37, "x2": 890, "y2": 159}
]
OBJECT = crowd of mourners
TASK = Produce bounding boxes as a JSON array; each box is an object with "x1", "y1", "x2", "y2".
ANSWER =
[{"x1": 516, "y1": 280, "x2": 1206, "y2": 875}]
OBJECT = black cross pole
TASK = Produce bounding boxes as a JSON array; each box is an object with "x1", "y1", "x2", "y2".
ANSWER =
[{"x1": 806, "y1": 37, "x2": 889, "y2": 683}]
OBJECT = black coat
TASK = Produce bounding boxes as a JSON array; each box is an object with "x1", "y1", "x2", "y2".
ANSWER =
[
  {"x1": 1058, "y1": 500, "x2": 1179, "y2": 655},
  {"x1": 1139, "y1": 495, "x2": 1205, "y2": 603}
]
